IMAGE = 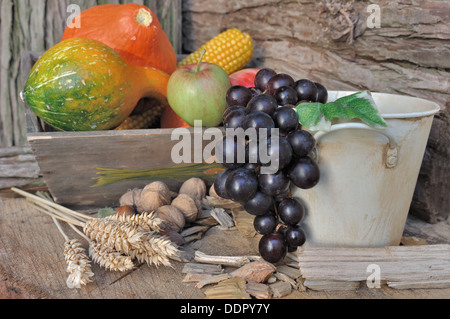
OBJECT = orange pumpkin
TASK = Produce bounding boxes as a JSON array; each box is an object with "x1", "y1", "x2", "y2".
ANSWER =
[{"x1": 62, "y1": 4, "x2": 177, "y2": 75}]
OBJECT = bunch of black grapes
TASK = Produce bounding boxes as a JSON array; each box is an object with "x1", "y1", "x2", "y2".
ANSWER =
[{"x1": 214, "y1": 68, "x2": 328, "y2": 263}]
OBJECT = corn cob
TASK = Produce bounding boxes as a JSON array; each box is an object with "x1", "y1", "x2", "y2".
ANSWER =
[
  {"x1": 115, "y1": 102, "x2": 165, "y2": 130},
  {"x1": 178, "y1": 28, "x2": 253, "y2": 75}
]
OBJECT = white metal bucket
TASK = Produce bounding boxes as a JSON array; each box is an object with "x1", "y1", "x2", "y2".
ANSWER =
[{"x1": 292, "y1": 91, "x2": 440, "y2": 248}]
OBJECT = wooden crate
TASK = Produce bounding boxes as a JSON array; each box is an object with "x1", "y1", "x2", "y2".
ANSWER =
[{"x1": 21, "y1": 51, "x2": 222, "y2": 209}]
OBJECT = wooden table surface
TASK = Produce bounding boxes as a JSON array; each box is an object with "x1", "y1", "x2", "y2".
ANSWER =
[{"x1": 1, "y1": 196, "x2": 449, "y2": 299}]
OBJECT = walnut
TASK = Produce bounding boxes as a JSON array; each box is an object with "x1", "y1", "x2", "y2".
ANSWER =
[
  {"x1": 143, "y1": 181, "x2": 177, "y2": 203},
  {"x1": 171, "y1": 194, "x2": 201, "y2": 223},
  {"x1": 178, "y1": 178, "x2": 207, "y2": 201},
  {"x1": 155, "y1": 205, "x2": 186, "y2": 233},
  {"x1": 119, "y1": 188, "x2": 142, "y2": 208},
  {"x1": 137, "y1": 189, "x2": 170, "y2": 213}
]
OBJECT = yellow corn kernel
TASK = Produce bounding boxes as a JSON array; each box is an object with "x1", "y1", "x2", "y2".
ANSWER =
[
  {"x1": 178, "y1": 28, "x2": 253, "y2": 75},
  {"x1": 115, "y1": 103, "x2": 165, "y2": 130}
]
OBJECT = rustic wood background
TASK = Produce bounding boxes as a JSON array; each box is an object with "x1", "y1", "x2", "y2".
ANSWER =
[
  {"x1": 0, "y1": 0, "x2": 449, "y2": 222},
  {"x1": 181, "y1": 0, "x2": 450, "y2": 222}
]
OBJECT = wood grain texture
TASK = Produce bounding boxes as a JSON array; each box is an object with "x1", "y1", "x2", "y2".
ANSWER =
[
  {"x1": 298, "y1": 244, "x2": 450, "y2": 289},
  {"x1": 0, "y1": 146, "x2": 43, "y2": 189},
  {"x1": 1, "y1": 197, "x2": 450, "y2": 298},
  {"x1": 181, "y1": 0, "x2": 450, "y2": 222},
  {"x1": 27, "y1": 128, "x2": 221, "y2": 208}
]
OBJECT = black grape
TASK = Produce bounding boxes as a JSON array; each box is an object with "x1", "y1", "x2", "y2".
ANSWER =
[
  {"x1": 226, "y1": 85, "x2": 253, "y2": 107},
  {"x1": 294, "y1": 79, "x2": 318, "y2": 102},
  {"x1": 260, "y1": 135, "x2": 293, "y2": 171},
  {"x1": 244, "y1": 191, "x2": 274, "y2": 216},
  {"x1": 277, "y1": 198, "x2": 305, "y2": 225},
  {"x1": 285, "y1": 225, "x2": 306, "y2": 247},
  {"x1": 243, "y1": 111, "x2": 275, "y2": 138},
  {"x1": 275, "y1": 86, "x2": 298, "y2": 106},
  {"x1": 254, "y1": 68, "x2": 277, "y2": 92},
  {"x1": 253, "y1": 213, "x2": 277, "y2": 235},
  {"x1": 272, "y1": 106, "x2": 299, "y2": 134},
  {"x1": 258, "y1": 170, "x2": 290, "y2": 196},
  {"x1": 247, "y1": 94, "x2": 278, "y2": 116},
  {"x1": 216, "y1": 136, "x2": 245, "y2": 169},
  {"x1": 223, "y1": 108, "x2": 247, "y2": 129},
  {"x1": 286, "y1": 129, "x2": 316, "y2": 157},
  {"x1": 258, "y1": 232, "x2": 287, "y2": 263},
  {"x1": 286, "y1": 156, "x2": 320, "y2": 189},
  {"x1": 213, "y1": 169, "x2": 234, "y2": 200},
  {"x1": 225, "y1": 168, "x2": 259, "y2": 203},
  {"x1": 267, "y1": 74, "x2": 295, "y2": 96},
  {"x1": 315, "y1": 82, "x2": 328, "y2": 104}
]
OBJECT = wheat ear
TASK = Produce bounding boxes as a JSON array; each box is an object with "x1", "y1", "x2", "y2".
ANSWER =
[
  {"x1": 63, "y1": 239, "x2": 95, "y2": 289},
  {"x1": 88, "y1": 241, "x2": 135, "y2": 272},
  {"x1": 52, "y1": 216, "x2": 94, "y2": 289},
  {"x1": 106, "y1": 211, "x2": 162, "y2": 233},
  {"x1": 83, "y1": 218, "x2": 179, "y2": 267}
]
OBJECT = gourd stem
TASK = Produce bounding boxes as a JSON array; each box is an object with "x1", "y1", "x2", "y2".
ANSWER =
[
  {"x1": 196, "y1": 49, "x2": 207, "y2": 73},
  {"x1": 135, "y1": 8, "x2": 153, "y2": 27}
]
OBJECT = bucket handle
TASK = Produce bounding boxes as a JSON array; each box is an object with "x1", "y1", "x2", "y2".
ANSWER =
[{"x1": 312, "y1": 123, "x2": 398, "y2": 168}]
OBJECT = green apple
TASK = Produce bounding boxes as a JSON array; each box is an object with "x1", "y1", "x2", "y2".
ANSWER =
[{"x1": 167, "y1": 51, "x2": 231, "y2": 127}]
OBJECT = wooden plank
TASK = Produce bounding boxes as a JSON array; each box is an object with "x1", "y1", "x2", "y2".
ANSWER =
[
  {"x1": 303, "y1": 280, "x2": 361, "y2": 291},
  {"x1": 27, "y1": 128, "x2": 222, "y2": 208},
  {"x1": 0, "y1": 146, "x2": 42, "y2": 190},
  {"x1": 298, "y1": 245, "x2": 450, "y2": 288},
  {"x1": 2, "y1": 196, "x2": 450, "y2": 298}
]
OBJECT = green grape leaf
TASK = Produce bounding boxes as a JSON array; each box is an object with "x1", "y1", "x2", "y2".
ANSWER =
[
  {"x1": 296, "y1": 102, "x2": 332, "y2": 131},
  {"x1": 296, "y1": 91, "x2": 387, "y2": 131}
]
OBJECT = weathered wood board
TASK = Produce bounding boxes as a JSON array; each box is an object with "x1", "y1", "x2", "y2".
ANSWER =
[
  {"x1": 1, "y1": 196, "x2": 450, "y2": 299},
  {"x1": 27, "y1": 129, "x2": 222, "y2": 208},
  {"x1": 298, "y1": 245, "x2": 450, "y2": 290}
]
